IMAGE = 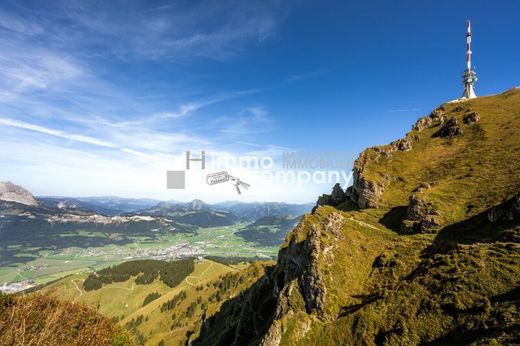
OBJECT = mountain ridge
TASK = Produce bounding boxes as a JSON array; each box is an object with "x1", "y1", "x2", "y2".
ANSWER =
[{"x1": 191, "y1": 87, "x2": 520, "y2": 345}]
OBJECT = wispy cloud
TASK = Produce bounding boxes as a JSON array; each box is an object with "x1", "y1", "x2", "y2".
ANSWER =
[
  {"x1": 0, "y1": 117, "x2": 114, "y2": 149},
  {"x1": 216, "y1": 107, "x2": 274, "y2": 137},
  {"x1": 44, "y1": 0, "x2": 286, "y2": 61},
  {"x1": 0, "y1": 1, "x2": 306, "y2": 201}
]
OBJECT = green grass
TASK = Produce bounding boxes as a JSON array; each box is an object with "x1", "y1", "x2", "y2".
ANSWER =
[{"x1": 362, "y1": 90, "x2": 520, "y2": 226}]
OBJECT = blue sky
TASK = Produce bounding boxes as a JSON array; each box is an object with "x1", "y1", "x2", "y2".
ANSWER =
[{"x1": 0, "y1": 0, "x2": 519, "y2": 203}]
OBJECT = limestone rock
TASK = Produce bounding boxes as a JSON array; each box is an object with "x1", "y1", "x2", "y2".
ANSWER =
[
  {"x1": 259, "y1": 323, "x2": 282, "y2": 346},
  {"x1": 413, "y1": 108, "x2": 446, "y2": 131},
  {"x1": 463, "y1": 111, "x2": 480, "y2": 125},
  {"x1": 412, "y1": 182, "x2": 432, "y2": 193},
  {"x1": 432, "y1": 117, "x2": 463, "y2": 138},
  {"x1": 390, "y1": 138, "x2": 412, "y2": 151},
  {"x1": 400, "y1": 188, "x2": 441, "y2": 234},
  {"x1": 330, "y1": 183, "x2": 346, "y2": 205},
  {"x1": 347, "y1": 150, "x2": 389, "y2": 209},
  {"x1": 312, "y1": 183, "x2": 347, "y2": 212},
  {"x1": 0, "y1": 181, "x2": 38, "y2": 207},
  {"x1": 350, "y1": 166, "x2": 388, "y2": 209}
]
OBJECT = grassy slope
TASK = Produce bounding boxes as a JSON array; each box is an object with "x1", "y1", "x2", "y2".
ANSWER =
[
  {"x1": 40, "y1": 259, "x2": 269, "y2": 345},
  {"x1": 363, "y1": 88, "x2": 520, "y2": 223},
  {"x1": 121, "y1": 261, "x2": 269, "y2": 346},
  {"x1": 0, "y1": 292, "x2": 135, "y2": 346},
  {"x1": 283, "y1": 89, "x2": 520, "y2": 345},
  {"x1": 120, "y1": 259, "x2": 237, "y2": 345},
  {"x1": 41, "y1": 259, "x2": 231, "y2": 319},
  {"x1": 42, "y1": 272, "x2": 173, "y2": 319}
]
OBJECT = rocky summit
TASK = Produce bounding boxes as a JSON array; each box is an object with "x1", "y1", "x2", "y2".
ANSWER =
[
  {"x1": 190, "y1": 88, "x2": 520, "y2": 345},
  {"x1": 0, "y1": 181, "x2": 39, "y2": 207}
]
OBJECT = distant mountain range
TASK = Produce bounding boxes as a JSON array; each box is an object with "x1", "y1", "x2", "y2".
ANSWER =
[
  {"x1": 214, "y1": 201, "x2": 313, "y2": 221},
  {"x1": 38, "y1": 196, "x2": 162, "y2": 215},
  {"x1": 141, "y1": 199, "x2": 313, "y2": 227},
  {"x1": 0, "y1": 182, "x2": 313, "y2": 264},
  {"x1": 35, "y1": 191, "x2": 313, "y2": 221}
]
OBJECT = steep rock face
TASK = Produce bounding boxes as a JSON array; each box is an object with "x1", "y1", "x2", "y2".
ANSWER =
[
  {"x1": 0, "y1": 181, "x2": 38, "y2": 207},
  {"x1": 349, "y1": 134, "x2": 415, "y2": 209},
  {"x1": 350, "y1": 172, "x2": 387, "y2": 208},
  {"x1": 194, "y1": 209, "x2": 349, "y2": 346},
  {"x1": 272, "y1": 212, "x2": 345, "y2": 319},
  {"x1": 349, "y1": 152, "x2": 389, "y2": 208}
]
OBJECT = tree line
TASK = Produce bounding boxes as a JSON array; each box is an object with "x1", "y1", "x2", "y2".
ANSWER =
[{"x1": 83, "y1": 259, "x2": 195, "y2": 291}]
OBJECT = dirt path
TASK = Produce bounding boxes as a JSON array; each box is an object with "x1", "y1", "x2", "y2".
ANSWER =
[
  {"x1": 185, "y1": 261, "x2": 213, "y2": 287},
  {"x1": 348, "y1": 217, "x2": 383, "y2": 231},
  {"x1": 71, "y1": 279, "x2": 83, "y2": 302}
]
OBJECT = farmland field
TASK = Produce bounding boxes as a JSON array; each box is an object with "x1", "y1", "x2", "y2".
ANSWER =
[{"x1": 0, "y1": 224, "x2": 278, "y2": 286}]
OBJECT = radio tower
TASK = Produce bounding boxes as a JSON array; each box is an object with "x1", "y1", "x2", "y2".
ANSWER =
[{"x1": 461, "y1": 20, "x2": 477, "y2": 99}]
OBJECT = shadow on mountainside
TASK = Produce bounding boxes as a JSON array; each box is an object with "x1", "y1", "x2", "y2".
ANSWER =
[
  {"x1": 193, "y1": 268, "x2": 278, "y2": 346},
  {"x1": 424, "y1": 195, "x2": 520, "y2": 258},
  {"x1": 405, "y1": 194, "x2": 520, "y2": 282},
  {"x1": 378, "y1": 206, "x2": 408, "y2": 233}
]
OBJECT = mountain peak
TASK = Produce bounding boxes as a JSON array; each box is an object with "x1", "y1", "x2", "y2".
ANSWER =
[
  {"x1": 0, "y1": 181, "x2": 38, "y2": 206},
  {"x1": 186, "y1": 199, "x2": 209, "y2": 211}
]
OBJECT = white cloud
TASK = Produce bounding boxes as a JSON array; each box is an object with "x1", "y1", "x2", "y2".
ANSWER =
[{"x1": 0, "y1": 1, "x2": 325, "y2": 203}]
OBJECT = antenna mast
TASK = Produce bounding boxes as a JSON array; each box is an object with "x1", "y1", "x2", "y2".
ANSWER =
[{"x1": 461, "y1": 20, "x2": 477, "y2": 99}]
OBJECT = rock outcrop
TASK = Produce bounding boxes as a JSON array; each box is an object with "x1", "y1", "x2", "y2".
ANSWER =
[
  {"x1": 391, "y1": 138, "x2": 412, "y2": 151},
  {"x1": 273, "y1": 214, "x2": 340, "y2": 317},
  {"x1": 463, "y1": 111, "x2": 480, "y2": 125},
  {"x1": 350, "y1": 173, "x2": 387, "y2": 208},
  {"x1": 347, "y1": 150, "x2": 389, "y2": 209},
  {"x1": 432, "y1": 117, "x2": 463, "y2": 138},
  {"x1": 413, "y1": 107, "x2": 446, "y2": 131},
  {"x1": 401, "y1": 184, "x2": 441, "y2": 234},
  {"x1": 313, "y1": 183, "x2": 347, "y2": 212},
  {"x1": 0, "y1": 181, "x2": 38, "y2": 207}
]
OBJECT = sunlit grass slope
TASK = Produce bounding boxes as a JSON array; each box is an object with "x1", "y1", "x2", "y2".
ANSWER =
[{"x1": 0, "y1": 292, "x2": 135, "y2": 345}]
